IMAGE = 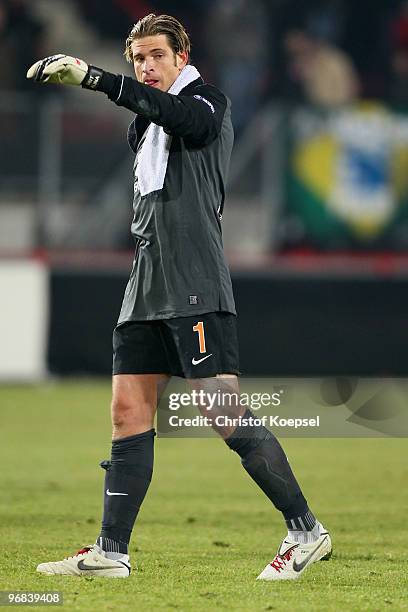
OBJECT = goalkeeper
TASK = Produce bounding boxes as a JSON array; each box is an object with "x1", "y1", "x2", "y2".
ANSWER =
[{"x1": 28, "y1": 13, "x2": 331, "y2": 581}]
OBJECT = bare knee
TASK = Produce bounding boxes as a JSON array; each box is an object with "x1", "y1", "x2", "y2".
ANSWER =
[
  {"x1": 188, "y1": 374, "x2": 244, "y2": 440},
  {"x1": 111, "y1": 394, "x2": 134, "y2": 428},
  {"x1": 110, "y1": 374, "x2": 165, "y2": 439},
  {"x1": 111, "y1": 394, "x2": 154, "y2": 438}
]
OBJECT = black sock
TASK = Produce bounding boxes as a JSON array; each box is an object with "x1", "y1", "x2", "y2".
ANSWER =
[
  {"x1": 97, "y1": 429, "x2": 155, "y2": 554},
  {"x1": 225, "y1": 410, "x2": 311, "y2": 522}
]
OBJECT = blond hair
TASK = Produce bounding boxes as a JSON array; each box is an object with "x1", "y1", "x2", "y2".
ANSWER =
[{"x1": 124, "y1": 14, "x2": 191, "y2": 63}]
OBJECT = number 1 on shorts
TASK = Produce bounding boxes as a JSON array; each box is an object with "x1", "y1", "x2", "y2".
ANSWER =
[{"x1": 193, "y1": 321, "x2": 206, "y2": 354}]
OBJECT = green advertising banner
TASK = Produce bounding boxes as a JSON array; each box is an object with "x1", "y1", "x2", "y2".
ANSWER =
[{"x1": 285, "y1": 103, "x2": 408, "y2": 249}]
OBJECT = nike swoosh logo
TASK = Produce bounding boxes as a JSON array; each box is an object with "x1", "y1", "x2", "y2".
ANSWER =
[
  {"x1": 279, "y1": 542, "x2": 299, "y2": 557},
  {"x1": 106, "y1": 489, "x2": 128, "y2": 496},
  {"x1": 292, "y1": 536, "x2": 328, "y2": 572},
  {"x1": 191, "y1": 353, "x2": 213, "y2": 366},
  {"x1": 77, "y1": 560, "x2": 119, "y2": 571}
]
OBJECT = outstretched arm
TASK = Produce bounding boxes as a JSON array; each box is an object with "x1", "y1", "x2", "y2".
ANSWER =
[{"x1": 27, "y1": 54, "x2": 227, "y2": 145}]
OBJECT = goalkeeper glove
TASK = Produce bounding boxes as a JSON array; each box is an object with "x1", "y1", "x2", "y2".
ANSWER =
[
  {"x1": 27, "y1": 54, "x2": 88, "y2": 86},
  {"x1": 27, "y1": 54, "x2": 104, "y2": 90}
]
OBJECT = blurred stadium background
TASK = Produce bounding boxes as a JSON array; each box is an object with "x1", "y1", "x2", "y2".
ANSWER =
[
  {"x1": 2, "y1": 0, "x2": 408, "y2": 380},
  {"x1": 2, "y1": 5, "x2": 408, "y2": 609}
]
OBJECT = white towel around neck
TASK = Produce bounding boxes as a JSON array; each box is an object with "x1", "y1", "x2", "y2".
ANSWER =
[{"x1": 136, "y1": 65, "x2": 201, "y2": 197}]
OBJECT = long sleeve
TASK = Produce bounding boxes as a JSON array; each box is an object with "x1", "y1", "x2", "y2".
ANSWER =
[{"x1": 94, "y1": 70, "x2": 228, "y2": 146}]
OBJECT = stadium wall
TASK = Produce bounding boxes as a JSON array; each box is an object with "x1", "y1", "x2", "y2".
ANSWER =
[
  {"x1": 48, "y1": 269, "x2": 407, "y2": 376},
  {"x1": 0, "y1": 259, "x2": 49, "y2": 380}
]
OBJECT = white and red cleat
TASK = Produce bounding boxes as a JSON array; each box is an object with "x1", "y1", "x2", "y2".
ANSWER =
[
  {"x1": 257, "y1": 531, "x2": 332, "y2": 581},
  {"x1": 36, "y1": 545, "x2": 130, "y2": 578}
]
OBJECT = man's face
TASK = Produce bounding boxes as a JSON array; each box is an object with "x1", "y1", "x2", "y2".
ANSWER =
[{"x1": 131, "y1": 34, "x2": 188, "y2": 92}]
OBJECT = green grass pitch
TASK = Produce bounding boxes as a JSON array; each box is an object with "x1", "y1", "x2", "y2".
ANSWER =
[{"x1": 0, "y1": 382, "x2": 407, "y2": 611}]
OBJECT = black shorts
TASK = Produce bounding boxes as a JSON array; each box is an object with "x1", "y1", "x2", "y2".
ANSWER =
[{"x1": 112, "y1": 312, "x2": 240, "y2": 379}]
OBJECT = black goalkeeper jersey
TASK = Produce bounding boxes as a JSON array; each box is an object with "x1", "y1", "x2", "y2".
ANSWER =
[{"x1": 96, "y1": 71, "x2": 236, "y2": 322}]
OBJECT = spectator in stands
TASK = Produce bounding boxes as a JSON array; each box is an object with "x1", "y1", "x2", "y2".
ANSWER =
[{"x1": 284, "y1": 28, "x2": 359, "y2": 108}]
